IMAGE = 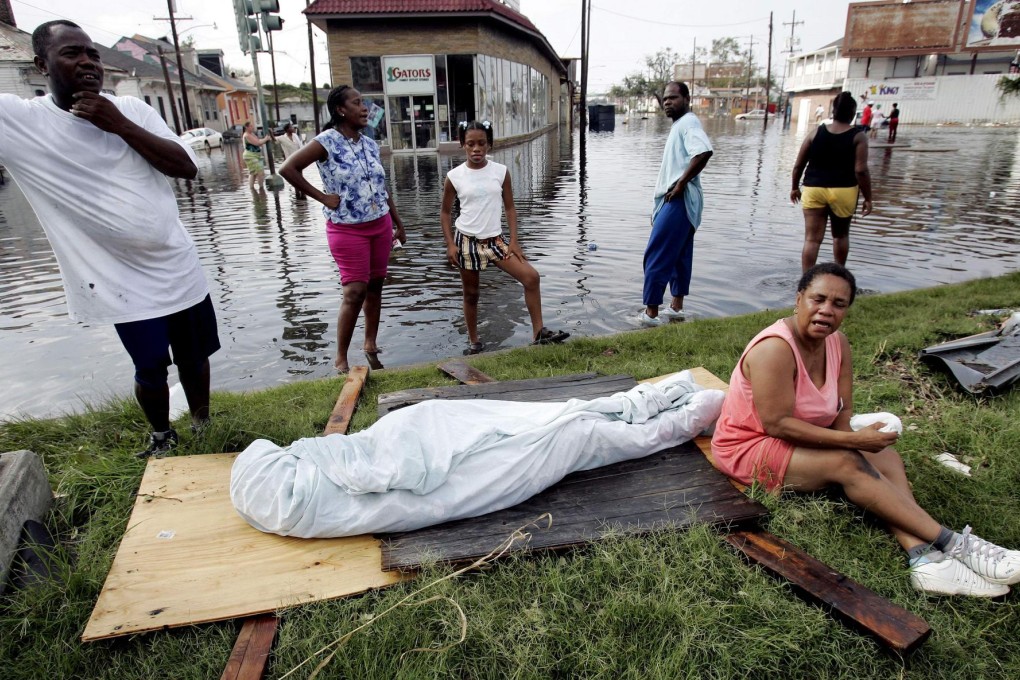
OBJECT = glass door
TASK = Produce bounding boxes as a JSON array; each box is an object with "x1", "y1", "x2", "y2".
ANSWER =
[
  {"x1": 411, "y1": 95, "x2": 437, "y2": 150},
  {"x1": 388, "y1": 95, "x2": 437, "y2": 152}
]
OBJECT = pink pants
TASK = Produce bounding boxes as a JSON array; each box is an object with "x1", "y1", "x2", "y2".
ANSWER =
[{"x1": 326, "y1": 213, "x2": 393, "y2": 285}]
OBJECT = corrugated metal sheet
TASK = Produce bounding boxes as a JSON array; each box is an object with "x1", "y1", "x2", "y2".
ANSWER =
[
  {"x1": 844, "y1": 75, "x2": 1020, "y2": 124},
  {"x1": 844, "y1": 0, "x2": 965, "y2": 57}
]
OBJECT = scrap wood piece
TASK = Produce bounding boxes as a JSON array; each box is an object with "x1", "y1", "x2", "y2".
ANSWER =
[
  {"x1": 438, "y1": 360, "x2": 496, "y2": 385},
  {"x1": 725, "y1": 529, "x2": 931, "y2": 654},
  {"x1": 378, "y1": 373, "x2": 635, "y2": 416},
  {"x1": 221, "y1": 614, "x2": 278, "y2": 680},
  {"x1": 324, "y1": 366, "x2": 370, "y2": 435},
  {"x1": 221, "y1": 366, "x2": 372, "y2": 679},
  {"x1": 381, "y1": 441, "x2": 768, "y2": 571}
]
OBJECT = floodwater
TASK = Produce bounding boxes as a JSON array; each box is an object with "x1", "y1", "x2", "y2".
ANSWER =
[{"x1": 1, "y1": 117, "x2": 1019, "y2": 419}]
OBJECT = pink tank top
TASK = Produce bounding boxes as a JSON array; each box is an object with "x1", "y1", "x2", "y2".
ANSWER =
[{"x1": 713, "y1": 318, "x2": 843, "y2": 451}]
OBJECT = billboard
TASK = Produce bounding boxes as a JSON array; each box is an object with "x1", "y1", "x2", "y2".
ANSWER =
[
  {"x1": 966, "y1": 1, "x2": 1020, "y2": 49},
  {"x1": 843, "y1": 0, "x2": 966, "y2": 57}
]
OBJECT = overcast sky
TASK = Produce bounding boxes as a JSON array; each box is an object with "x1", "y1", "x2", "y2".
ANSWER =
[{"x1": 13, "y1": 0, "x2": 853, "y2": 92}]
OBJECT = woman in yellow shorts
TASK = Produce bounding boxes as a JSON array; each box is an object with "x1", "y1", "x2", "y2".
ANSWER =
[{"x1": 790, "y1": 92, "x2": 872, "y2": 273}]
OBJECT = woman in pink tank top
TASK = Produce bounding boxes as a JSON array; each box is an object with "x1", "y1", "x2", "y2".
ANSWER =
[{"x1": 711, "y1": 264, "x2": 1020, "y2": 597}]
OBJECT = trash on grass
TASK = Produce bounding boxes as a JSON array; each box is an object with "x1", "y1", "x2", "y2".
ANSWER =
[{"x1": 934, "y1": 452, "x2": 971, "y2": 477}]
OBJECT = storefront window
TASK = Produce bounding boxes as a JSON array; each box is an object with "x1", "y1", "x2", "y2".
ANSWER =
[
  {"x1": 476, "y1": 55, "x2": 493, "y2": 126},
  {"x1": 363, "y1": 94, "x2": 388, "y2": 145},
  {"x1": 351, "y1": 57, "x2": 383, "y2": 93}
]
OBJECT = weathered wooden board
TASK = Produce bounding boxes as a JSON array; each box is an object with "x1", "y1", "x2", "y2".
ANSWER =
[
  {"x1": 382, "y1": 441, "x2": 768, "y2": 570},
  {"x1": 725, "y1": 530, "x2": 931, "y2": 654},
  {"x1": 377, "y1": 373, "x2": 635, "y2": 416},
  {"x1": 81, "y1": 453, "x2": 404, "y2": 640},
  {"x1": 437, "y1": 360, "x2": 495, "y2": 385},
  {"x1": 221, "y1": 614, "x2": 278, "y2": 680},
  {"x1": 324, "y1": 366, "x2": 369, "y2": 435}
]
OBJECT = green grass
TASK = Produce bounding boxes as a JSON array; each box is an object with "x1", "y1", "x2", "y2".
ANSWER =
[{"x1": 2, "y1": 273, "x2": 1020, "y2": 679}]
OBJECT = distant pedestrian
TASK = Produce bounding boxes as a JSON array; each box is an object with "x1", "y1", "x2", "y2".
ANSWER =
[
  {"x1": 814, "y1": 103, "x2": 825, "y2": 122},
  {"x1": 0, "y1": 21, "x2": 220, "y2": 457},
  {"x1": 888, "y1": 103, "x2": 900, "y2": 143},
  {"x1": 790, "y1": 92, "x2": 872, "y2": 272},
  {"x1": 278, "y1": 122, "x2": 305, "y2": 198},
  {"x1": 869, "y1": 104, "x2": 885, "y2": 139},
  {"x1": 641, "y1": 81, "x2": 713, "y2": 326},
  {"x1": 279, "y1": 85, "x2": 407, "y2": 373},
  {"x1": 278, "y1": 122, "x2": 303, "y2": 159},
  {"x1": 860, "y1": 100, "x2": 873, "y2": 133},
  {"x1": 440, "y1": 120, "x2": 569, "y2": 352},
  {"x1": 243, "y1": 120, "x2": 273, "y2": 191}
]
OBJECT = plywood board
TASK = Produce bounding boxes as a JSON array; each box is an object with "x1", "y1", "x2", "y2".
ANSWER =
[{"x1": 82, "y1": 453, "x2": 404, "y2": 641}]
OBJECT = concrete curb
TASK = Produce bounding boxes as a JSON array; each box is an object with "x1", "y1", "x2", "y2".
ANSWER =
[{"x1": 0, "y1": 450, "x2": 52, "y2": 594}]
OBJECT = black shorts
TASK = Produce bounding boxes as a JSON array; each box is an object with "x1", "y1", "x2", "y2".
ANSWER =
[{"x1": 115, "y1": 295, "x2": 220, "y2": 384}]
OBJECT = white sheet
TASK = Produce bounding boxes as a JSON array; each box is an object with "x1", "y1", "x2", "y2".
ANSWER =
[{"x1": 230, "y1": 371, "x2": 724, "y2": 538}]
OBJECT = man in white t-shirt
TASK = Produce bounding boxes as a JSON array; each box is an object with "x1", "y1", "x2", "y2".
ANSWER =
[
  {"x1": 641, "y1": 81, "x2": 713, "y2": 327},
  {"x1": 0, "y1": 21, "x2": 220, "y2": 457}
]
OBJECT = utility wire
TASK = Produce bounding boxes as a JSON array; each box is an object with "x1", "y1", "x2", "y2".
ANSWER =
[{"x1": 593, "y1": 4, "x2": 768, "y2": 28}]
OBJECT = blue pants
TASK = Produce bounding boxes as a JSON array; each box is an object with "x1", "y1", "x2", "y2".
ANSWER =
[{"x1": 642, "y1": 200, "x2": 695, "y2": 306}]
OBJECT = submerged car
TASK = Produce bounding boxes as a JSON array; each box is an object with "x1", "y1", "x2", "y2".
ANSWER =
[
  {"x1": 735, "y1": 109, "x2": 767, "y2": 121},
  {"x1": 179, "y1": 127, "x2": 223, "y2": 149}
]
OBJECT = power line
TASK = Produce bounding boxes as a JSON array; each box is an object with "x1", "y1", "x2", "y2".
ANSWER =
[{"x1": 593, "y1": 4, "x2": 768, "y2": 29}]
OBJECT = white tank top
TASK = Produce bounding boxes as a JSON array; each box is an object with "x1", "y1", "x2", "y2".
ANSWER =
[{"x1": 447, "y1": 160, "x2": 507, "y2": 238}]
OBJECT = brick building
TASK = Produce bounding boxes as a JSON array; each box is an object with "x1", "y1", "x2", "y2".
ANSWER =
[{"x1": 304, "y1": 0, "x2": 570, "y2": 153}]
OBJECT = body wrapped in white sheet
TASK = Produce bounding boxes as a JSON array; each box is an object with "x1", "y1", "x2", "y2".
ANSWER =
[{"x1": 230, "y1": 371, "x2": 724, "y2": 538}]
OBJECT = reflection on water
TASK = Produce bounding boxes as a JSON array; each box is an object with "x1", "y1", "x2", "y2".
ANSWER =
[{"x1": 1, "y1": 119, "x2": 1018, "y2": 419}]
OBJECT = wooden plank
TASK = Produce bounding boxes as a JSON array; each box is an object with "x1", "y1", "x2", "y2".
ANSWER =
[
  {"x1": 221, "y1": 614, "x2": 278, "y2": 680},
  {"x1": 725, "y1": 529, "x2": 931, "y2": 654},
  {"x1": 220, "y1": 368, "x2": 372, "y2": 679},
  {"x1": 437, "y1": 360, "x2": 496, "y2": 385},
  {"x1": 377, "y1": 373, "x2": 636, "y2": 416},
  {"x1": 324, "y1": 366, "x2": 369, "y2": 435}
]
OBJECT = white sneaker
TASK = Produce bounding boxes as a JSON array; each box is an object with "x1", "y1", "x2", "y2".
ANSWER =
[
  {"x1": 910, "y1": 552, "x2": 1010, "y2": 598},
  {"x1": 946, "y1": 525, "x2": 1020, "y2": 585},
  {"x1": 660, "y1": 306, "x2": 690, "y2": 320},
  {"x1": 639, "y1": 311, "x2": 664, "y2": 327}
]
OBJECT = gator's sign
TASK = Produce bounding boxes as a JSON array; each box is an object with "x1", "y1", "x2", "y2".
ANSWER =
[{"x1": 382, "y1": 55, "x2": 436, "y2": 95}]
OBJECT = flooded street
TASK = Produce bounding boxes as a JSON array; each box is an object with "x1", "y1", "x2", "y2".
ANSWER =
[{"x1": 1, "y1": 117, "x2": 1018, "y2": 419}]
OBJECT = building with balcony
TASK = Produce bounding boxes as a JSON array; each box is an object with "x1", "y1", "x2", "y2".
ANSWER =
[{"x1": 784, "y1": 38, "x2": 849, "y2": 123}]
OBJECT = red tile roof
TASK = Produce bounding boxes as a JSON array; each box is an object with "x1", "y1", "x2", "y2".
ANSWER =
[{"x1": 304, "y1": 0, "x2": 539, "y2": 34}]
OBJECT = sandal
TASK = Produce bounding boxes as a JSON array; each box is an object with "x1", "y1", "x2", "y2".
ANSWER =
[
  {"x1": 468, "y1": 342, "x2": 484, "y2": 355},
  {"x1": 531, "y1": 327, "x2": 570, "y2": 345}
]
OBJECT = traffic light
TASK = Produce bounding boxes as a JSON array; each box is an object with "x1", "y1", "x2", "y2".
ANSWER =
[
  {"x1": 233, "y1": 0, "x2": 261, "y2": 54},
  {"x1": 258, "y1": 0, "x2": 284, "y2": 33}
]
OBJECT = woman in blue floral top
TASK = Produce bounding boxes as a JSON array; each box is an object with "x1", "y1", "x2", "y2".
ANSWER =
[{"x1": 280, "y1": 86, "x2": 406, "y2": 373}]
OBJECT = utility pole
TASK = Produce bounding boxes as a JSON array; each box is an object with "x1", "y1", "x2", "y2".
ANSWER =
[
  {"x1": 691, "y1": 37, "x2": 697, "y2": 102},
  {"x1": 306, "y1": 0, "x2": 320, "y2": 133},
  {"x1": 744, "y1": 35, "x2": 756, "y2": 113},
  {"x1": 764, "y1": 12, "x2": 773, "y2": 128},
  {"x1": 781, "y1": 10, "x2": 804, "y2": 118},
  {"x1": 580, "y1": 0, "x2": 588, "y2": 133},
  {"x1": 165, "y1": 1, "x2": 194, "y2": 130},
  {"x1": 156, "y1": 45, "x2": 182, "y2": 134}
]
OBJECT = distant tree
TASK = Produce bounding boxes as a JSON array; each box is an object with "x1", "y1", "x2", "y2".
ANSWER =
[
  {"x1": 998, "y1": 76, "x2": 1020, "y2": 98},
  {"x1": 710, "y1": 37, "x2": 741, "y2": 64}
]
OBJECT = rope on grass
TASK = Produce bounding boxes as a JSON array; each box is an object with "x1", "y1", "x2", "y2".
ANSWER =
[{"x1": 280, "y1": 512, "x2": 554, "y2": 679}]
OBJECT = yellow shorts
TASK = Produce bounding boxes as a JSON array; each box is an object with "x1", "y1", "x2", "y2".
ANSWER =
[{"x1": 801, "y1": 186, "x2": 859, "y2": 218}]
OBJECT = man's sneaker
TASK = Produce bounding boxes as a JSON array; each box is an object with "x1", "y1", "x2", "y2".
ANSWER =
[
  {"x1": 639, "y1": 311, "x2": 664, "y2": 327},
  {"x1": 136, "y1": 429, "x2": 179, "y2": 459},
  {"x1": 946, "y1": 525, "x2": 1020, "y2": 585},
  {"x1": 910, "y1": 551, "x2": 1010, "y2": 598},
  {"x1": 660, "y1": 307, "x2": 689, "y2": 320}
]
